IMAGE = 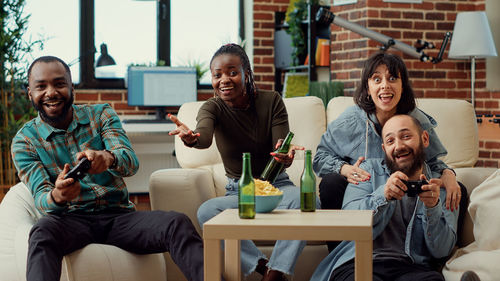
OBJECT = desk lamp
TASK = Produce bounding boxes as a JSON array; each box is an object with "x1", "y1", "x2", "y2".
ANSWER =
[
  {"x1": 448, "y1": 11, "x2": 498, "y2": 108},
  {"x1": 96, "y1": 43, "x2": 116, "y2": 67}
]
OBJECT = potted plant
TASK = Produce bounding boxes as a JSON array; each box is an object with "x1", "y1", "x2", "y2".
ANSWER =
[{"x1": 0, "y1": 0, "x2": 41, "y2": 188}]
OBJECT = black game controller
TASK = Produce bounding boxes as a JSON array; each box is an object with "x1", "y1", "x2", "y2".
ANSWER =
[
  {"x1": 64, "y1": 158, "x2": 91, "y2": 180},
  {"x1": 402, "y1": 179, "x2": 428, "y2": 197}
]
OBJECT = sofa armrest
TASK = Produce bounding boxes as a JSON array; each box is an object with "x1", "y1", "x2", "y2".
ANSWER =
[
  {"x1": 454, "y1": 167, "x2": 497, "y2": 248},
  {"x1": 149, "y1": 168, "x2": 217, "y2": 234}
]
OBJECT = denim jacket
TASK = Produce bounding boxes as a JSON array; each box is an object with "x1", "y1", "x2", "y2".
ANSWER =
[
  {"x1": 313, "y1": 105, "x2": 449, "y2": 178},
  {"x1": 310, "y1": 159, "x2": 459, "y2": 281}
]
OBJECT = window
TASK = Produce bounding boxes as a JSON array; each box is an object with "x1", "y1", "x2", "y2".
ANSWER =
[
  {"x1": 23, "y1": 0, "x2": 79, "y2": 83},
  {"x1": 87, "y1": 0, "x2": 244, "y2": 88},
  {"x1": 24, "y1": 0, "x2": 243, "y2": 89}
]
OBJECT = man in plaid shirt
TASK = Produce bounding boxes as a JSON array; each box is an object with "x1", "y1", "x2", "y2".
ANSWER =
[{"x1": 12, "y1": 56, "x2": 204, "y2": 281}]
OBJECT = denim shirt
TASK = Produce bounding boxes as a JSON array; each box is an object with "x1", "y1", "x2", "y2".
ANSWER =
[
  {"x1": 313, "y1": 105, "x2": 449, "y2": 178},
  {"x1": 310, "y1": 159, "x2": 458, "y2": 281}
]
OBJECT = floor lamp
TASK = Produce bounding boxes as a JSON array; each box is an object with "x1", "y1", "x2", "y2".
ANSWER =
[{"x1": 448, "y1": 11, "x2": 497, "y2": 108}]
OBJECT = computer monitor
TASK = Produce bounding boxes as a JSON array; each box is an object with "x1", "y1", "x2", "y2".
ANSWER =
[{"x1": 126, "y1": 66, "x2": 197, "y2": 121}]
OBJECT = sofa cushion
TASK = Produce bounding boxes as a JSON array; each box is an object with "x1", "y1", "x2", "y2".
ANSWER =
[{"x1": 442, "y1": 170, "x2": 500, "y2": 281}]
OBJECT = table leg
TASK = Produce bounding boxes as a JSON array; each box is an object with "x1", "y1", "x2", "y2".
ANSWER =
[
  {"x1": 355, "y1": 240, "x2": 372, "y2": 281},
  {"x1": 225, "y1": 239, "x2": 241, "y2": 281},
  {"x1": 204, "y1": 238, "x2": 221, "y2": 281}
]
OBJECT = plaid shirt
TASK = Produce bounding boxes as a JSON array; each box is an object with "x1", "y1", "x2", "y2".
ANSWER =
[{"x1": 11, "y1": 104, "x2": 138, "y2": 215}]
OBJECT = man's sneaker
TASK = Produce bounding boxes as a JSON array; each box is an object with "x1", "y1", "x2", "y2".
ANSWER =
[{"x1": 460, "y1": 271, "x2": 481, "y2": 281}]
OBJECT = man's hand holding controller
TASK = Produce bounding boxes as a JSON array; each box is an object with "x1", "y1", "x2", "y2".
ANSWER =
[{"x1": 51, "y1": 150, "x2": 116, "y2": 206}]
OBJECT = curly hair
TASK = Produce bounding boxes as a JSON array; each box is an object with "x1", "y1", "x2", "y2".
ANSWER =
[
  {"x1": 209, "y1": 43, "x2": 257, "y2": 98},
  {"x1": 354, "y1": 52, "x2": 416, "y2": 114}
]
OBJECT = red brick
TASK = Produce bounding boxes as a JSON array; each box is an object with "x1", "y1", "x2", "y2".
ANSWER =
[
  {"x1": 414, "y1": 21, "x2": 434, "y2": 30},
  {"x1": 485, "y1": 100, "x2": 499, "y2": 108},
  {"x1": 436, "y1": 81, "x2": 456, "y2": 89},
  {"x1": 416, "y1": 2, "x2": 434, "y2": 10},
  {"x1": 457, "y1": 4, "x2": 476, "y2": 11},
  {"x1": 436, "y1": 3, "x2": 456, "y2": 11},
  {"x1": 100, "y1": 93, "x2": 123, "y2": 101},
  {"x1": 485, "y1": 141, "x2": 500, "y2": 149},
  {"x1": 402, "y1": 31, "x2": 423, "y2": 39},
  {"x1": 448, "y1": 71, "x2": 468, "y2": 79},
  {"x1": 391, "y1": 21, "x2": 412, "y2": 29},
  {"x1": 254, "y1": 30, "x2": 273, "y2": 38},
  {"x1": 76, "y1": 93, "x2": 99, "y2": 101},
  {"x1": 367, "y1": 9, "x2": 379, "y2": 18},
  {"x1": 425, "y1": 90, "x2": 444, "y2": 98},
  {"x1": 254, "y1": 12, "x2": 273, "y2": 21},
  {"x1": 403, "y1": 12, "x2": 423, "y2": 19},
  {"x1": 476, "y1": 92, "x2": 491, "y2": 99},
  {"x1": 425, "y1": 12, "x2": 445, "y2": 21},
  {"x1": 261, "y1": 22, "x2": 275, "y2": 29},
  {"x1": 479, "y1": 150, "x2": 491, "y2": 158},
  {"x1": 447, "y1": 91, "x2": 467, "y2": 99},
  {"x1": 482, "y1": 160, "x2": 499, "y2": 168},
  {"x1": 254, "y1": 48, "x2": 273, "y2": 56},
  {"x1": 381, "y1": 10, "x2": 401, "y2": 19},
  {"x1": 113, "y1": 103, "x2": 136, "y2": 110},
  {"x1": 367, "y1": 19, "x2": 390, "y2": 28},
  {"x1": 436, "y1": 22, "x2": 455, "y2": 31},
  {"x1": 425, "y1": 71, "x2": 446, "y2": 79}
]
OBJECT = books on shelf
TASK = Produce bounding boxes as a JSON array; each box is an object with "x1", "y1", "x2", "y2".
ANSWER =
[{"x1": 315, "y1": 38, "x2": 330, "y2": 67}]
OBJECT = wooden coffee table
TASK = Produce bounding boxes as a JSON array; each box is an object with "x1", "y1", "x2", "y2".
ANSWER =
[{"x1": 203, "y1": 209, "x2": 373, "y2": 281}]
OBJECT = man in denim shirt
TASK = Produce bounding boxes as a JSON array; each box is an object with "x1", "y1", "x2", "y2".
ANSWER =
[
  {"x1": 12, "y1": 56, "x2": 205, "y2": 281},
  {"x1": 311, "y1": 114, "x2": 458, "y2": 281}
]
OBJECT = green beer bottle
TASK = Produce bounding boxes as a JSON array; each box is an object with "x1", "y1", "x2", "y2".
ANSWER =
[
  {"x1": 300, "y1": 150, "x2": 316, "y2": 212},
  {"x1": 259, "y1": 131, "x2": 294, "y2": 183},
  {"x1": 239, "y1": 153, "x2": 255, "y2": 219}
]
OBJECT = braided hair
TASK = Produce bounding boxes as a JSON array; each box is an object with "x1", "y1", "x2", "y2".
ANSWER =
[{"x1": 209, "y1": 43, "x2": 257, "y2": 98}]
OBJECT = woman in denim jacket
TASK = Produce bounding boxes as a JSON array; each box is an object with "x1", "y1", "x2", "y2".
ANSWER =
[{"x1": 313, "y1": 53, "x2": 464, "y2": 250}]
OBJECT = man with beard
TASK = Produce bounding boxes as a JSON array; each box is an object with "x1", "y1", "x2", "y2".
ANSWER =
[
  {"x1": 11, "y1": 56, "x2": 205, "y2": 281},
  {"x1": 311, "y1": 114, "x2": 458, "y2": 281}
]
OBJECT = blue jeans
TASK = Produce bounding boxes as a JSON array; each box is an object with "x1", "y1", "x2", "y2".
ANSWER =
[{"x1": 197, "y1": 172, "x2": 317, "y2": 276}]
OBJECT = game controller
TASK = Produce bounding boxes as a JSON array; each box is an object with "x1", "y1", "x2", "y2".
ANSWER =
[
  {"x1": 64, "y1": 158, "x2": 91, "y2": 180},
  {"x1": 402, "y1": 179, "x2": 428, "y2": 197}
]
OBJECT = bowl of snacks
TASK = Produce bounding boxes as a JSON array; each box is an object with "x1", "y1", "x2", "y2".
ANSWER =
[{"x1": 254, "y1": 179, "x2": 283, "y2": 213}]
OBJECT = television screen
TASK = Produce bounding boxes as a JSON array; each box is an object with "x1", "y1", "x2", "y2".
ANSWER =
[{"x1": 127, "y1": 66, "x2": 197, "y2": 108}]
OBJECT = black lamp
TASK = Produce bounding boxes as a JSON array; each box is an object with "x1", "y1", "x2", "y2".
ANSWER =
[{"x1": 96, "y1": 43, "x2": 116, "y2": 67}]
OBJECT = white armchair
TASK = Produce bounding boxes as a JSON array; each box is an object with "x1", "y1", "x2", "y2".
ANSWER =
[{"x1": 0, "y1": 182, "x2": 167, "y2": 281}]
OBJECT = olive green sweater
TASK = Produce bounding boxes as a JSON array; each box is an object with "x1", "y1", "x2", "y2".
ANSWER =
[{"x1": 193, "y1": 90, "x2": 289, "y2": 179}]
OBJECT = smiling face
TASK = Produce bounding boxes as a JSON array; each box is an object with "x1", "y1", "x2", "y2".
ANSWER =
[
  {"x1": 28, "y1": 60, "x2": 74, "y2": 129},
  {"x1": 382, "y1": 115, "x2": 429, "y2": 178},
  {"x1": 368, "y1": 64, "x2": 402, "y2": 125},
  {"x1": 210, "y1": 54, "x2": 249, "y2": 108}
]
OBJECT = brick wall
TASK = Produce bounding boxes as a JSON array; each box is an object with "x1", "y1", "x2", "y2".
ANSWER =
[{"x1": 251, "y1": 0, "x2": 499, "y2": 168}]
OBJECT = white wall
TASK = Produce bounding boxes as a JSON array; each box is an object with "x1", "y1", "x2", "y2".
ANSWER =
[{"x1": 244, "y1": 0, "x2": 254, "y2": 68}]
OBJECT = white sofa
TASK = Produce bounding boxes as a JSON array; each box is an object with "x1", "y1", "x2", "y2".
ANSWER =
[
  {"x1": 149, "y1": 96, "x2": 497, "y2": 281},
  {"x1": 0, "y1": 183, "x2": 167, "y2": 281}
]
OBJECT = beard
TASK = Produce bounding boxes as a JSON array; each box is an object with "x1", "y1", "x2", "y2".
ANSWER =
[
  {"x1": 32, "y1": 91, "x2": 74, "y2": 126},
  {"x1": 385, "y1": 141, "x2": 426, "y2": 177}
]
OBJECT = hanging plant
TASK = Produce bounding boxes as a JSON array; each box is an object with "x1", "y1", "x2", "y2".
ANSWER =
[{"x1": 285, "y1": 0, "x2": 318, "y2": 66}]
